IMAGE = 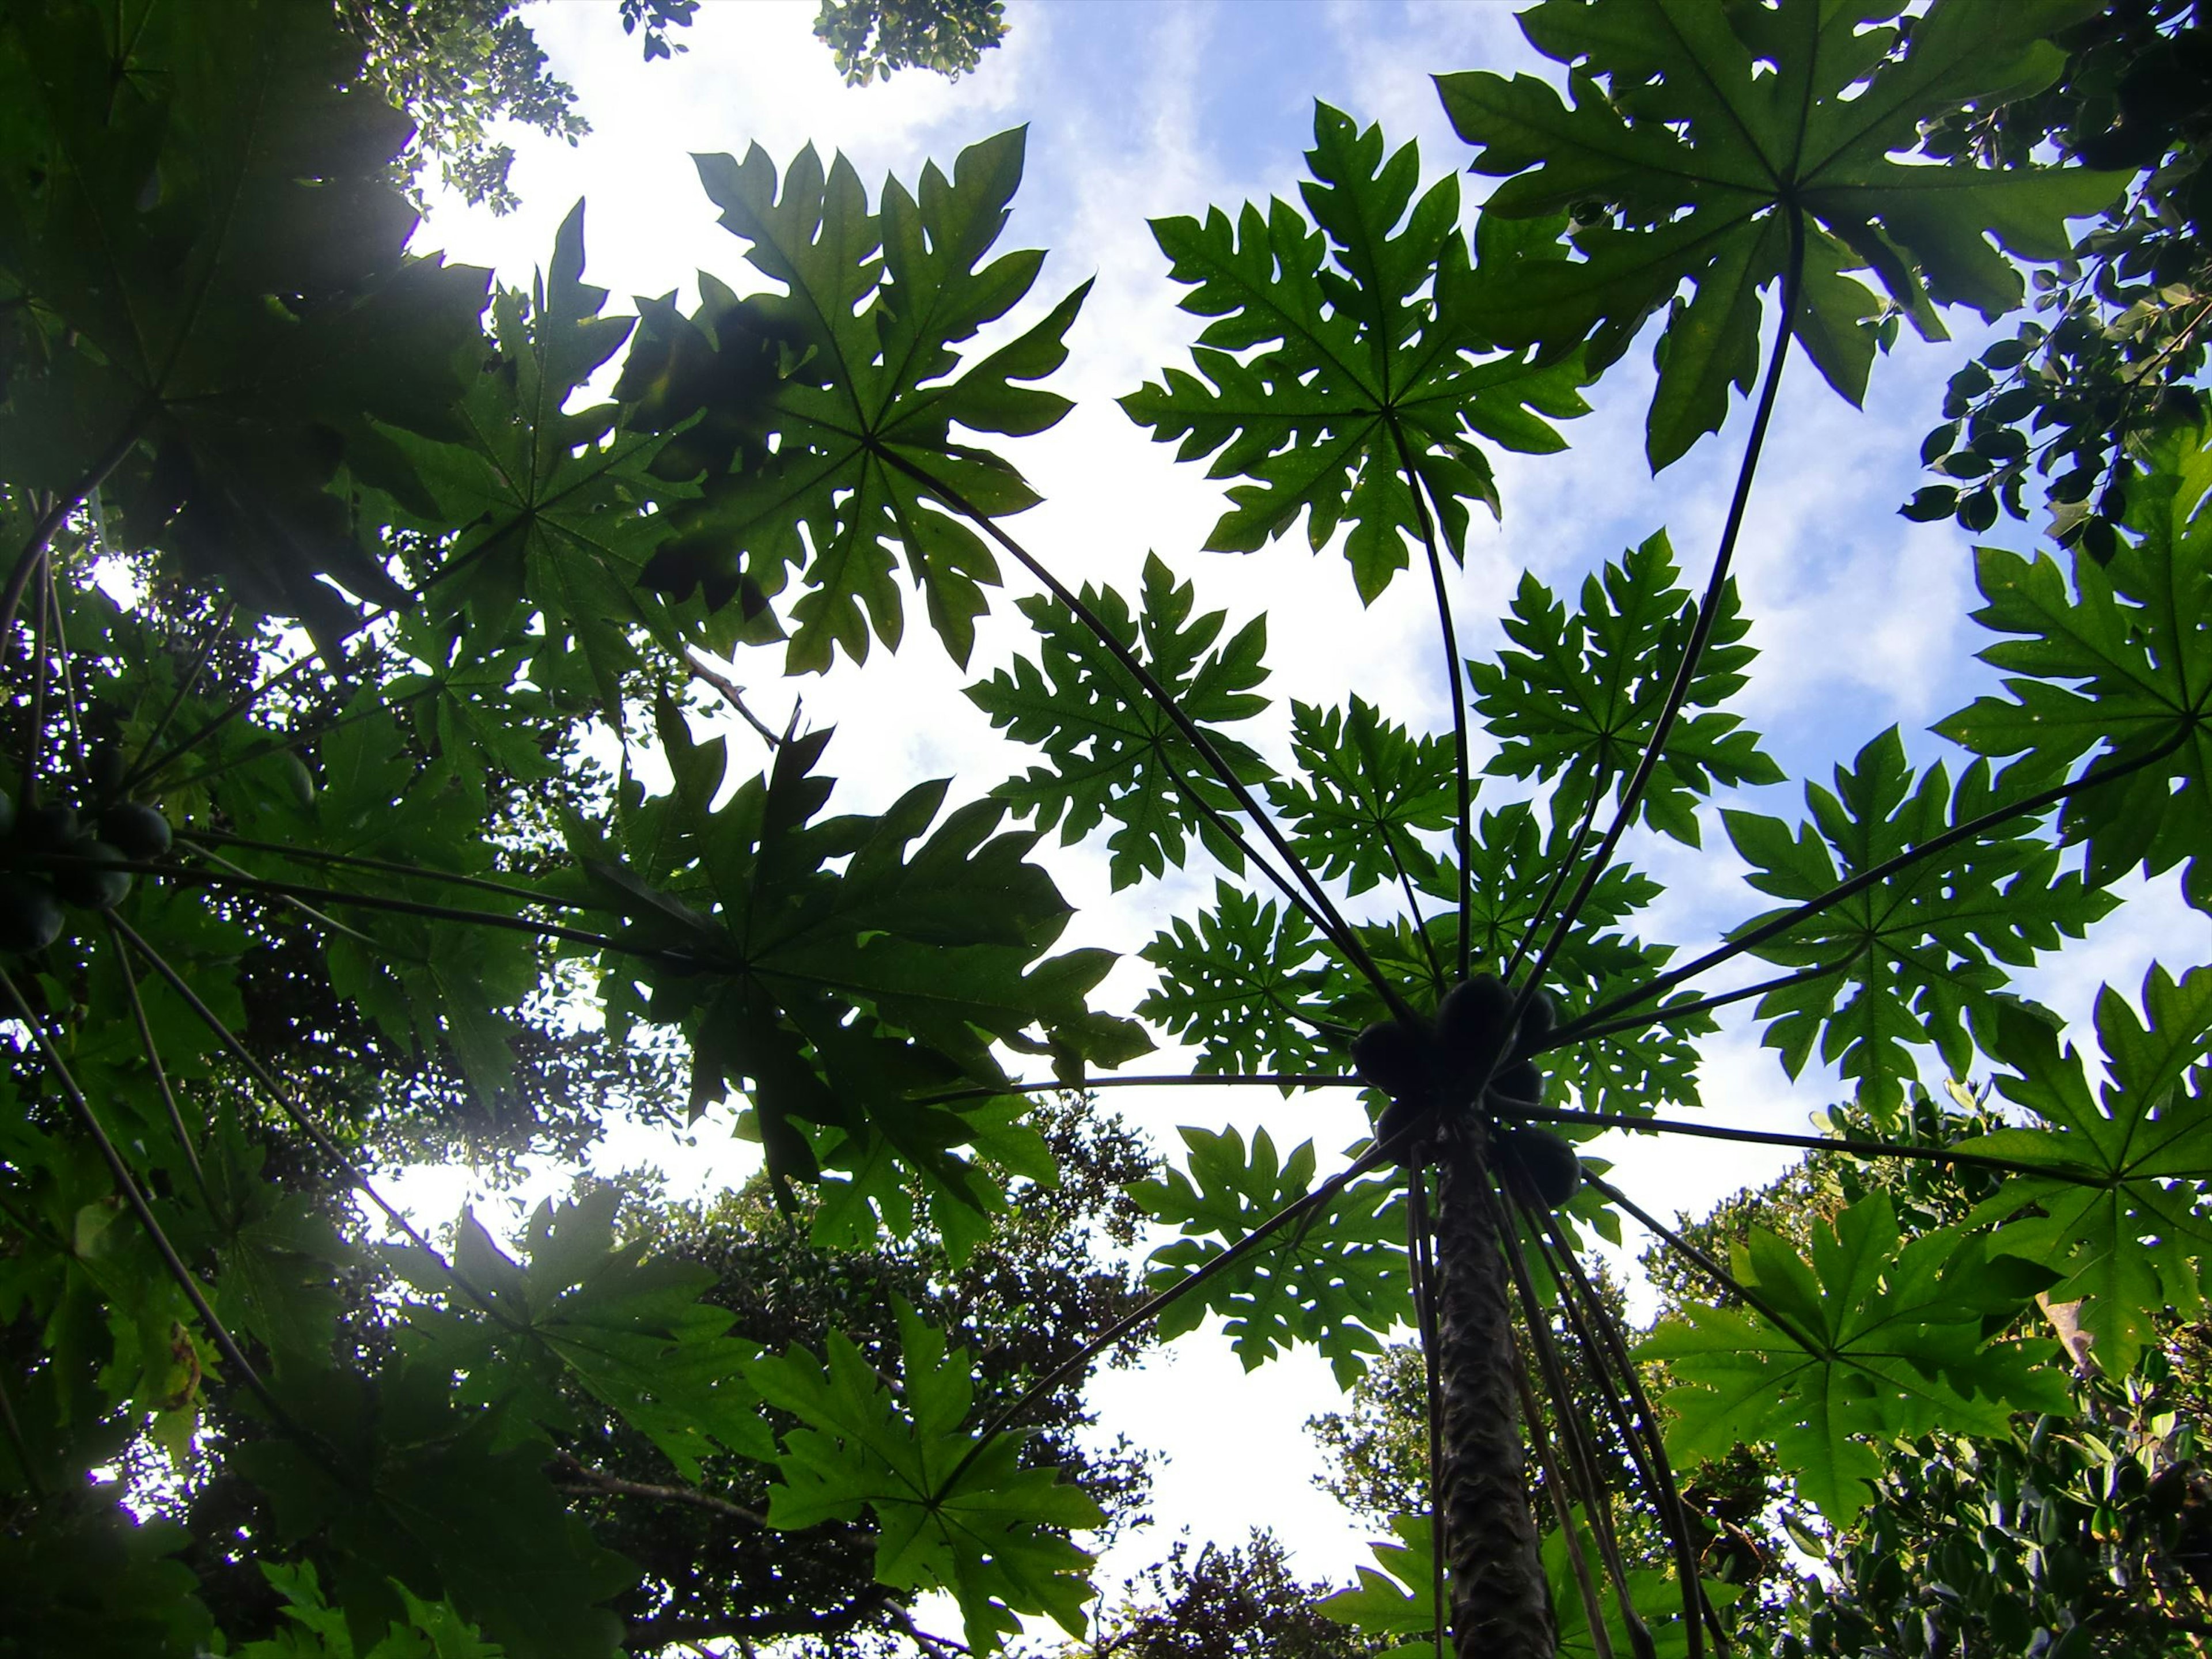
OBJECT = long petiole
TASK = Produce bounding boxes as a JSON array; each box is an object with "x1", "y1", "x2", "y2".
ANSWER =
[
  {"x1": 1562, "y1": 726, "x2": 2191, "y2": 1039},
  {"x1": 1519, "y1": 210, "x2": 1808, "y2": 1017},
  {"x1": 1394, "y1": 435, "x2": 1474, "y2": 982}
]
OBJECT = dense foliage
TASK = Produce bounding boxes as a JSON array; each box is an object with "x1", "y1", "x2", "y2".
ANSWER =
[{"x1": 1, "y1": 0, "x2": 2207, "y2": 1656}]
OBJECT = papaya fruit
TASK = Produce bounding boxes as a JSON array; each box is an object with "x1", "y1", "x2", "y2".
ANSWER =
[
  {"x1": 101, "y1": 801, "x2": 171, "y2": 861},
  {"x1": 52, "y1": 839, "x2": 130, "y2": 910},
  {"x1": 1497, "y1": 1124, "x2": 1580, "y2": 1209},
  {"x1": 1435, "y1": 973, "x2": 1514, "y2": 1067},
  {"x1": 1376, "y1": 1091, "x2": 1435, "y2": 1166},
  {"x1": 283, "y1": 752, "x2": 316, "y2": 808},
  {"x1": 1351, "y1": 1018, "x2": 1431, "y2": 1101},
  {"x1": 1488, "y1": 1060, "x2": 1544, "y2": 1107},
  {"x1": 1510, "y1": 988, "x2": 1556, "y2": 1058},
  {"x1": 0, "y1": 874, "x2": 62, "y2": 952},
  {"x1": 16, "y1": 802, "x2": 79, "y2": 853}
]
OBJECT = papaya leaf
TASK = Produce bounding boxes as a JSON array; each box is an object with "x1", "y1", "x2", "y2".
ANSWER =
[
  {"x1": 1138, "y1": 881, "x2": 1333, "y2": 1078},
  {"x1": 747, "y1": 1304, "x2": 1102, "y2": 1654},
  {"x1": 1638, "y1": 1193, "x2": 2069, "y2": 1524},
  {"x1": 569, "y1": 714, "x2": 1148, "y2": 1198},
  {"x1": 1936, "y1": 420, "x2": 2212, "y2": 908},
  {"x1": 389, "y1": 1189, "x2": 774, "y2": 1478},
  {"x1": 1438, "y1": 0, "x2": 2126, "y2": 467},
  {"x1": 1722, "y1": 728, "x2": 2115, "y2": 1122},
  {"x1": 237, "y1": 1363, "x2": 636, "y2": 1659},
  {"x1": 1266, "y1": 695, "x2": 1460, "y2": 896},
  {"x1": 1318, "y1": 1513, "x2": 1443, "y2": 1657},
  {"x1": 637, "y1": 127, "x2": 1087, "y2": 673},
  {"x1": 1466, "y1": 528, "x2": 1781, "y2": 847},
  {"x1": 388, "y1": 203, "x2": 718, "y2": 724},
  {"x1": 1120, "y1": 103, "x2": 1590, "y2": 603},
  {"x1": 1962, "y1": 965, "x2": 2212, "y2": 1375},
  {"x1": 0, "y1": 0, "x2": 488, "y2": 646},
  {"x1": 235, "y1": 1560, "x2": 504, "y2": 1659},
  {"x1": 1131, "y1": 1125, "x2": 1409, "y2": 1386},
  {"x1": 967, "y1": 552, "x2": 1271, "y2": 891}
]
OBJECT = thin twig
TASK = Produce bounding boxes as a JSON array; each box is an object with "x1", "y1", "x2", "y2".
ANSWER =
[
  {"x1": 108, "y1": 915, "x2": 213, "y2": 1210},
  {"x1": 685, "y1": 650, "x2": 783, "y2": 749},
  {"x1": 552, "y1": 1452, "x2": 768, "y2": 1526}
]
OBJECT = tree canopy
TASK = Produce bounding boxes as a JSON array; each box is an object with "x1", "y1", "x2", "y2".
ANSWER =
[{"x1": 2, "y1": 1, "x2": 2208, "y2": 1656}]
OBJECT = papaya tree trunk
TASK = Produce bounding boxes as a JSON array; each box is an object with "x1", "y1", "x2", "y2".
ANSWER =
[{"x1": 1435, "y1": 1126, "x2": 1554, "y2": 1657}]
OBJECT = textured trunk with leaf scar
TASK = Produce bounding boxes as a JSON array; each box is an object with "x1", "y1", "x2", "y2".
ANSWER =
[{"x1": 1435, "y1": 1127, "x2": 1554, "y2": 1657}]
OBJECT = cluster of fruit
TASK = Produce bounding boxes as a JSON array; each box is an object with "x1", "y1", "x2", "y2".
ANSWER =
[
  {"x1": 1351, "y1": 972, "x2": 1581, "y2": 1207},
  {"x1": 0, "y1": 748, "x2": 173, "y2": 953}
]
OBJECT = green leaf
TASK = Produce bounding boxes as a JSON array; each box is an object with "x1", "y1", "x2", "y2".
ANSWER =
[
  {"x1": 636, "y1": 128, "x2": 1087, "y2": 672},
  {"x1": 1120, "y1": 103, "x2": 1590, "y2": 602},
  {"x1": 1319, "y1": 1513, "x2": 1442, "y2": 1656},
  {"x1": 1935, "y1": 420, "x2": 2212, "y2": 908},
  {"x1": 0, "y1": 0, "x2": 490, "y2": 646},
  {"x1": 1266, "y1": 695, "x2": 1459, "y2": 895},
  {"x1": 236, "y1": 1560, "x2": 506, "y2": 1658},
  {"x1": 391, "y1": 203, "x2": 715, "y2": 724},
  {"x1": 1638, "y1": 1193, "x2": 2070, "y2": 1524},
  {"x1": 1962, "y1": 965, "x2": 2212, "y2": 1374},
  {"x1": 1722, "y1": 728, "x2": 2115, "y2": 1121},
  {"x1": 967, "y1": 552, "x2": 1272, "y2": 890},
  {"x1": 571, "y1": 716, "x2": 1147, "y2": 1199},
  {"x1": 1467, "y1": 529, "x2": 1781, "y2": 846},
  {"x1": 392, "y1": 1188, "x2": 774, "y2": 1478},
  {"x1": 1131, "y1": 1125, "x2": 1407, "y2": 1385},
  {"x1": 1438, "y1": 0, "x2": 2126, "y2": 467},
  {"x1": 238, "y1": 1363, "x2": 635, "y2": 1659},
  {"x1": 747, "y1": 1303, "x2": 1103, "y2": 1654},
  {"x1": 1138, "y1": 881, "x2": 1332, "y2": 1077}
]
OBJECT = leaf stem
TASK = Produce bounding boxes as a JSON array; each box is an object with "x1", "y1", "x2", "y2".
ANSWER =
[
  {"x1": 1536, "y1": 1208, "x2": 1717, "y2": 1658},
  {"x1": 187, "y1": 828, "x2": 596, "y2": 912},
  {"x1": 104, "y1": 913, "x2": 507, "y2": 1327},
  {"x1": 1582, "y1": 1170, "x2": 1825, "y2": 1359},
  {"x1": 1393, "y1": 437, "x2": 1474, "y2": 982},
  {"x1": 108, "y1": 915, "x2": 214, "y2": 1211},
  {"x1": 1559, "y1": 726, "x2": 2191, "y2": 1039},
  {"x1": 0, "y1": 411, "x2": 146, "y2": 650},
  {"x1": 1519, "y1": 207, "x2": 1808, "y2": 1017},
  {"x1": 0, "y1": 961, "x2": 319, "y2": 1460}
]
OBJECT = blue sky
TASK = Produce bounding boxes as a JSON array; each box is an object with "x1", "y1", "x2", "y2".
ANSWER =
[{"x1": 401, "y1": 0, "x2": 2212, "y2": 1618}]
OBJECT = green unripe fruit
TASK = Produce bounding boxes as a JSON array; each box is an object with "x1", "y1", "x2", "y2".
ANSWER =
[
  {"x1": 0, "y1": 874, "x2": 63, "y2": 953},
  {"x1": 1435, "y1": 974, "x2": 1514, "y2": 1068},
  {"x1": 1497, "y1": 1124, "x2": 1580, "y2": 1210},
  {"x1": 87, "y1": 743, "x2": 128, "y2": 798},
  {"x1": 1489, "y1": 1060, "x2": 1543, "y2": 1106},
  {"x1": 1376, "y1": 1092, "x2": 1435, "y2": 1166},
  {"x1": 101, "y1": 801, "x2": 172, "y2": 861},
  {"x1": 283, "y1": 753, "x2": 316, "y2": 808},
  {"x1": 16, "y1": 802, "x2": 79, "y2": 853},
  {"x1": 1351, "y1": 1019, "x2": 1431, "y2": 1101},
  {"x1": 52, "y1": 839, "x2": 131, "y2": 910},
  {"x1": 1510, "y1": 988, "x2": 1556, "y2": 1059}
]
